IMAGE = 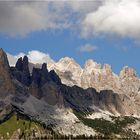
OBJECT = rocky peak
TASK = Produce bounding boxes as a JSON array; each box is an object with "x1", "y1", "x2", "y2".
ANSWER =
[
  {"x1": 15, "y1": 57, "x2": 23, "y2": 71},
  {"x1": 0, "y1": 49, "x2": 10, "y2": 73},
  {"x1": 31, "y1": 63, "x2": 50, "y2": 87},
  {"x1": 49, "y1": 70, "x2": 61, "y2": 85},
  {"x1": 120, "y1": 66, "x2": 137, "y2": 79},
  {"x1": 32, "y1": 68, "x2": 41, "y2": 87},
  {"x1": 0, "y1": 48, "x2": 15, "y2": 97},
  {"x1": 23, "y1": 56, "x2": 29, "y2": 70},
  {"x1": 84, "y1": 59, "x2": 102, "y2": 75},
  {"x1": 42, "y1": 63, "x2": 47, "y2": 70},
  {"x1": 85, "y1": 59, "x2": 101, "y2": 70},
  {"x1": 16, "y1": 56, "x2": 29, "y2": 72},
  {"x1": 41, "y1": 63, "x2": 48, "y2": 72},
  {"x1": 22, "y1": 56, "x2": 30, "y2": 77},
  {"x1": 31, "y1": 63, "x2": 61, "y2": 88},
  {"x1": 102, "y1": 64, "x2": 112, "y2": 74},
  {"x1": 13, "y1": 56, "x2": 31, "y2": 86},
  {"x1": 0, "y1": 49, "x2": 9, "y2": 71},
  {"x1": 57, "y1": 57, "x2": 82, "y2": 70},
  {"x1": 58, "y1": 57, "x2": 76, "y2": 64}
]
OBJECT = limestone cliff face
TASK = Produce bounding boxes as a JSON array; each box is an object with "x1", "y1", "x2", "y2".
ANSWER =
[
  {"x1": 43, "y1": 58, "x2": 140, "y2": 97},
  {"x1": 0, "y1": 49, "x2": 15, "y2": 97},
  {"x1": 80, "y1": 61, "x2": 120, "y2": 93},
  {"x1": 119, "y1": 66, "x2": 140, "y2": 95}
]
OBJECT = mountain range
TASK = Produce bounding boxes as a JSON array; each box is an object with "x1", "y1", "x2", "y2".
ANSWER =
[{"x1": 0, "y1": 48, "x2": 140, "y2": 139}]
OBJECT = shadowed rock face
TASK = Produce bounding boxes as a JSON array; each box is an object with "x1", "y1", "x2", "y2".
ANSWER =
[
  {"x1": 49, "y1": 70, "x2": 61, "y2": 85},
  {"x1": 59, "y1": 85, "x2": 126, "y2": 114},
  {"x1": 11, "y1": 56, "x2": 62, "y2": 102},
  {"x1": 13, "y1": 56, "x2": 31, "y2": 86},
  {"x1": 31, "y1": 63, "x2": 61, "y2": 87},
  {"x1": 30, "y1": 63, "x2": 62, "y2": 101},
  {"x1": 15, "y1": 57, "x2": 23, "y2": 71}
]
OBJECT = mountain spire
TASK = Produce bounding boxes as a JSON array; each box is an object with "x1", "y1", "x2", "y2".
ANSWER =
[{"x1": 0, "y1": 48, "x2": 15, "y2": 97}]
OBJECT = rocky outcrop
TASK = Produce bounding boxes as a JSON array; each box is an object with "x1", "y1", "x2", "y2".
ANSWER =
[
  {"x1": 30, "y1": 63, "x2": 62, "y2": 102},
  {"x1": 119, "y1": 66, "x2": 140, "y2": 95},
  {"x1": 31, "y1": 63, "x2": 61, "y2": 87},
  {"x1": 12, "y1": 56, "x2": 31, "y2": 86},
  {"x1": 0, "y1": 49, "x2": 15, "y2": 98}
]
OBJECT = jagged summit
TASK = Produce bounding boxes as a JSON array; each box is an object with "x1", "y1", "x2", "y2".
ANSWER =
[
  {"x1": 58, "y1": 57, "x2": 77, "y2": 63},
  {"x1": 43, "y1": 56, "x2": 140, "y2": 95},
  {"x1": 12, "y1": 55, "x2": 61, "y2": 88},
  {"x1": 1, "y1": 49, "x2": 140, "y2": 138},
  {"x1": 42, "y1": 63, "x2": 47, "y2": 70},
  {"x1": 120, "y1": 66, "x2": 137, "y2": 78},
  {"x1": 84, "y1": 59, "x2": 101, "y2": 70},
  {"x1": 0, "y1": 48, "x2": 10, "y2": 66},
  {"x1": 7, "y1": 51, "x2": 140, "y2": 96},
  {"x1": 13, "y1": 56, "x2": 31, "y2": 86},
  {"x1": 56, "y1": 57, "x2": 82, "y2": 72}
]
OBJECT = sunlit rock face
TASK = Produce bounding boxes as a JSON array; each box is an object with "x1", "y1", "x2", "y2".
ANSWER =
[
  {"x1": 119, "y1": 66, "x2": 140, "y2": 95},
  {"x1": 39, "y1": 57, "x2": 139, "y2": 96}
]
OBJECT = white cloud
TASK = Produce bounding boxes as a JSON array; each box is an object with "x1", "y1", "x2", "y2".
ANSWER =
[
  {"x1": 7, "y1": 53, "x2": 18, "y2": 66},
  {"x1": 79, "y1": 44, "x2": 97, "y2": 53},
  {"x1": 82, "y1": 0, "x2": 140, "y2": 39},
  {"x1": 27, "y1": 50, "x2": 53, "y2": 64},
  {"x1": 0, "y1": 1, "x2": 102, "y2": 37},
  {"x1": 1, "y1": 0, "x2": 140, "y2": 39},
  {"x1": 66, "y1": 1, "x2": 102, "y2": 14},
  {"x1": 7, "y1": 50, "x2": 54, "y2": 66}
]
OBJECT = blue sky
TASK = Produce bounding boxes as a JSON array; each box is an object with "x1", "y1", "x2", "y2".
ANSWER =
[{"x1": 0, "y1": 1, "x2": 140, "y2": 76}]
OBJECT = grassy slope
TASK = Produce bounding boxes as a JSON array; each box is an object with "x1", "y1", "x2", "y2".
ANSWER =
[
  {"x1": 0, "y1": 111, "x2": 140, "y2": 139},
  {"x1": 0, "y1": 113, "x2": 43, "y2": 139}
]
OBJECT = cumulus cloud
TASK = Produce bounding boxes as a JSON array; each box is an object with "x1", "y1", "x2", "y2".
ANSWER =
[
  {"x1": 27, "y1": 50, "x2": 54, "y2": 64},
  {"x1": 7, "y1": 50, "x2": 54, "y2": 66},
  {"x1": 82, "y1": 0, "x2": 140, "y2": 39},
  {"x1": 0, "y1": 1, "x2": 102, "y2": 37},
  {"x1": 1, "y1": 0, "x2": 140, "y2": 39},
  {"x1": 79, "y1": 44, "x2": 97, "y2": 53}
]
